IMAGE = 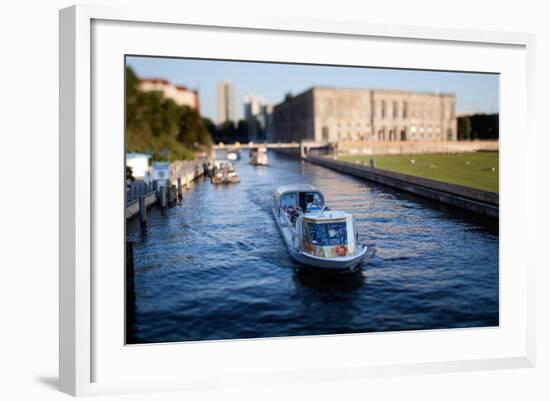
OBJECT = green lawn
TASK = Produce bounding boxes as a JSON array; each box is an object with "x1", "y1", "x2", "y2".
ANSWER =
[{"x1": 339, "y1": 152, "x2": 499, "y2": 192}]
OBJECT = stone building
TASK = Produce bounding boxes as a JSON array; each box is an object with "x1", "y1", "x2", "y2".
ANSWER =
[
  {"x1": 138, "y1": 79, "x2": 200, "y2": 111},
  {"x1": 272, "y1": 87, "x2": 457, "y2": 143}
]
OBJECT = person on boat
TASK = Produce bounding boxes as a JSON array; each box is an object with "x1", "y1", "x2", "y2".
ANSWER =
[
  {"x1": 306, "y1": 201, "x2": 323, "y2": 213},
  {"x1": 287, "y1": 206, "x2": 302, "y2": 224},
  {"x1": 306, "y1": 192, "x2": 325, "y2": 213}
]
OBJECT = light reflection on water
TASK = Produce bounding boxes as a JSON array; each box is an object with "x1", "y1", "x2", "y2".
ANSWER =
[{"x1": 127, "y1": 151, "x2": 498, "y2": 343}]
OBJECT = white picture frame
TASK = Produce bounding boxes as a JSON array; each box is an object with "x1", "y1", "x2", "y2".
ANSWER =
[{"x1": 59, "y1": 4, "x2": 536, "y2": 397}]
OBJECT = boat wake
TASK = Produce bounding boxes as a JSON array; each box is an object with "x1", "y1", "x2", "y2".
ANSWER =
[{"x1": 295, "y1": 267, "x2": 365, "y2": 290}]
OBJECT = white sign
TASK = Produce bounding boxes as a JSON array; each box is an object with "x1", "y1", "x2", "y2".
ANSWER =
[{"x1": 152, "y1": 161, "x2": 170, "y2": 182}]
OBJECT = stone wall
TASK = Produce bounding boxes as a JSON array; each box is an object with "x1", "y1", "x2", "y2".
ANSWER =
[
  {"x1": 305, "y1": 155, "x2": 498, "y2": 218},
  {"x1": 335, "y1": 140, "x2": 498, "y2": 156}
]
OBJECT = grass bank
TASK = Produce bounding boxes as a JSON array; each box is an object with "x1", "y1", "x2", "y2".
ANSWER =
[{"x1": 338, "y1": 152, "x2": 499, "y2": 192}]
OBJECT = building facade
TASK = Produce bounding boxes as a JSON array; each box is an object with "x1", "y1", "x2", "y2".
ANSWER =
[
  {"x1": 138, "y1": 79, "x2": 200, "y2": 110},
  {"x1": 272, "y1": 87, "x2": 457, "y2": 143},
  {"x1": 244, "y1": 94, "x2": 274, "y2": 142},
  {"x1": 244, "y1": 94, "x2": 264, "y2": 120},
  {"x1": 217, "y1": 81, "x2": 236, "y2": 125}
]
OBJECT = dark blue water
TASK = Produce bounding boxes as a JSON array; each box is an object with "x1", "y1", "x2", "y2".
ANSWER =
[{"x1": 127, "y1": 151, "x2": 498, "y2": 344}]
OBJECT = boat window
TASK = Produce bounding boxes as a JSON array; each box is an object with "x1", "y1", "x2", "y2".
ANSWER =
[
  {"x1": 305, "y1": 193, "x2": 323, "y2": 212},
  {"x1": 281, "y1": 193, "x2": 298, "y2": 209},
  {"x1": 307, "y1": 193, "x2": 323, "y2": 206},
  {"x1": 299, "y1": 192, "x2": 323, "y2": 210},
  {"x1": 306, "y1": 222, "x2": 348, "y2": 246}
]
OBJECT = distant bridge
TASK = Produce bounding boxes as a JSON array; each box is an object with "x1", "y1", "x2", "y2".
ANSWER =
[{"x1": 213, "y1": 141, "x2": 328, "y2": 150}]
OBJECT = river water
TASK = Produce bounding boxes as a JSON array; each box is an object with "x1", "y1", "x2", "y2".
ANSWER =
[{"x1": 127, "y1": 151, "x2": 498, "y2": 344}]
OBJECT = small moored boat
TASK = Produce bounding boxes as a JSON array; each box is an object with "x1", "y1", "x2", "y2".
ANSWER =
[
  {"x1": 211, "y1": 160, "x2": 240, "y2": 184},
  {"x1": 272, "y1": 185, "x2": 367, "y2": 272},
  {"x1": 250, "y1": 146, "x2": 268, "y2": 166},
  {"x1": 227, "y1": 149, "x2": 241, "y2": 161}
]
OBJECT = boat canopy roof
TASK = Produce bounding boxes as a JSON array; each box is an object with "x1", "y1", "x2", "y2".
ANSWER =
[
  {"x1": 274, "y1": 185, "x2": 325, "y2": 211},
  {"x1": 304, "y1": 211, "x2": 352, "y2": 223},
  {"x1": 274, "y1": 184, "x2": 318, "y2": 197}
]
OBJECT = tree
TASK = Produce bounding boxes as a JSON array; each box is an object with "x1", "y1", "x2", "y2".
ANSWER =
[
  {"x1": 202, "y1": 117, "x2": 216, "y2": 139},
  {"x1": 236, "y1": 119, "x2": 249, "y2": 143},
  {"x1": 125, "y1": 66, "x2": 213, "y2": 161},
  {"x1": 470, "y1": 113, "x2": 499, "y2": 140},
  {"x1": 457, "y1": 116, "x2": 472, "y2": 140},
  {"x1": 457, "y1": 114, "x2": 499, "y2": 140},
  {"x1": 178, "y1": 106, "x2": 213, "y2": 149}
]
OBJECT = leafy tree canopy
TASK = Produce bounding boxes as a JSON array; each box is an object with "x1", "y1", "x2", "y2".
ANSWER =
[
  {"x1": 126, "y1": 66, "x2": 212, "y2": 161},
  {"x1": 457, "y1": 113, "x2": 499, "y2": 140}
]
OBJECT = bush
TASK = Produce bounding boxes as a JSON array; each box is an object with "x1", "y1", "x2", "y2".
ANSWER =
[{"x1": 125, "y1": 66, "x2": 213, "y2": 161}]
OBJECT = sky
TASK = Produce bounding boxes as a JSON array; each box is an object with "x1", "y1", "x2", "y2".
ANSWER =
[{"x1": 126, "y1": 56, "x2": 499, "y2": 122}]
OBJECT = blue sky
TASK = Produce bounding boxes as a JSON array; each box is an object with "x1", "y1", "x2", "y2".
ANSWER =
[{"x1": 127, "y1": 56, "x2": 499, "y2": 121}]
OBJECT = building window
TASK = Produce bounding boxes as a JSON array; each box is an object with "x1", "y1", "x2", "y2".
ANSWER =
[
  {"x1": 381, "y1": 101, "x2": 386, "y2": 119},
  {"x1": 402, "y1": 102, "x2": 407, "y2": 118},
  {"x1": 393, "y1": 101, "x2": 398, "y2": 119}
]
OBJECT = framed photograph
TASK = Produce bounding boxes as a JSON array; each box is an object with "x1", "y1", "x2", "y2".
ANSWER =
[{"x1": 59, "y1": 4, "x2": 536, "y2": 396}]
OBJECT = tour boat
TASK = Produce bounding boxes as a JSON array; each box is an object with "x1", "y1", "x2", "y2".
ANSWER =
[
  {"x1": 211, "y1": 160, "x2": 241, "y2": 184},
  {"x1": 250, "y1": 146, "x2": 268, "y2": 166},
  {"x1": 272, "y1": 185, "x2": 367, "y2": 272}
]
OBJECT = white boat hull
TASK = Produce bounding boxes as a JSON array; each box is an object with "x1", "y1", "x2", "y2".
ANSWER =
[
  {"x1": 273, "y1": 208, "x2": 367, "y2": 272},
  {"x1": 251, "y1": 155, "x2": 268, "y2": 166}
]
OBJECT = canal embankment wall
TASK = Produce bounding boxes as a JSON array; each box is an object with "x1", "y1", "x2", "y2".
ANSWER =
[
  {"x1": 304, "y1": 155, "x2": 498, "y2": 218},
  {"x1": 126, "y1": 160, "x2": 207, "y2": 220},
  {"x1": 335, "y1": 140, "x2": 499, "y2": 156},
  {"x1": 270, "y1": 147, "x2": 302, "y2": 158},
  {"x1": 270, "y1": 140, "x2": 498, "y2": 157}
]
